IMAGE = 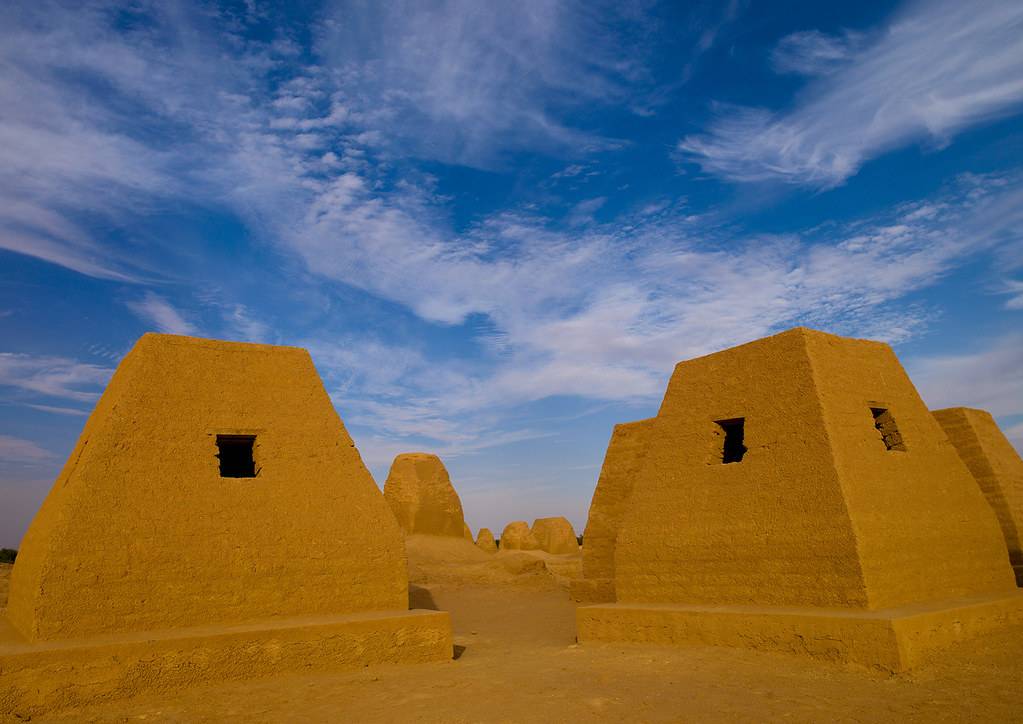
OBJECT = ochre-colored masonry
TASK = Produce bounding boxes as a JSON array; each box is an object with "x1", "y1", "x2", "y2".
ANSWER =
[
  {"x1": 934, "y1": 407, "x2": 1023, "y2": 586},
  {"x1": 2, "y1": 335, "x2": 451, "y2": 718},
  {"x1": 384, "y1": 452, "x2": 466, "y2": 538},
  {"x1": 578, "y1": 328, "x2": 1023, "y2": 670},
  {"x1": 8, "y1": 334, "x2": 410, "y2": 640}
]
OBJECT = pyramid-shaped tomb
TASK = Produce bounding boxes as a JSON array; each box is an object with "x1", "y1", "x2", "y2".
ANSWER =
[
  {"x1": 8, "y1": 334, "x2": 422, "y2": 641},
  {"x1": 579, "y1": 328, "x2": 1022, "y2": 670}
]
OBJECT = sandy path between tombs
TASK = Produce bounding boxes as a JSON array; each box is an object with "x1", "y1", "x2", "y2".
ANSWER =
[{"x1": 6, "y1": 551, "x2": 1023, "y2": 722}]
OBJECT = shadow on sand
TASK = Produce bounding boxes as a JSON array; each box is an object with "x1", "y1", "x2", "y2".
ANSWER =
[{"x1": 408, "y1": 584, "x2": 439, "y2": 610}]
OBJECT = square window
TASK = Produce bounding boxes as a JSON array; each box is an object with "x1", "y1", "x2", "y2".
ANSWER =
[
  {"x1": 715, "y1": 418, "x2": 747, "y2": 464},
  {"x1": 870, "y1": 408, "x2": 906, "y2": 452},
  {"x1": 217, "y1": 435, "x2": 256, "y2": 477}
]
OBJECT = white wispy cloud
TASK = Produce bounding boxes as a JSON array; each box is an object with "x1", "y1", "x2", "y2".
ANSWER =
[
  {"x1": 567, "y1": 197, "x2": 608, "y2": 226},
  {"x1": 0, "y1": 434, "x2": 54, "y2": 464},
  {"x1": 0, "y1": 1, "x2": 179, "y2": 281},
  {"x1": 224, "y1": 304, "x2": 273, "y2": 344},
  {"x1": 24, "y1": 404, "x2": 89, "y2": 417},
  {"x1": 680, "y1": 0, "x2": 1023, "y2": 187},
  {"x1": 0, "y1": 0, "x2": 298, "y2": 282},
  {"x1": 909, "y1": 332, "x2": 1023, "y2": 455},
  {"x1": 313, "y1": 0, "x2": 642, "y2": 166},
  {"x1": 0, "y1": 203, "x2": 139, "y2": 281},
  {"x1": 0, "y1": 0, "x2": 1019, "y2": 465},
  {"x1": 354, "y1": 427, "x2": 551, "y2": 473},
  {"x1": 1003, "y1": 421, "x2": 1023, "y2": 454},
  {"x1": 770, "y1": 30, "x2": 863, "y2": 76},
  {"x1": 292, "y1": 171, "x2": 1021, "y2": 454},
  {"x1": 909, "y1": 333, "x2": 1023, "y2": 419},
  {"x1": 1001, "y1": 279, "x2": 1023, "y2": 310},
  {"x1": 0, "y1": 2, "x2": 211, "y2": 280},
  {"x1": 674, "y1": 0, "x2": 746, "y2": 86},
  {"x1": 126, "y1": 292, "x2": 198, "y2": 336},
  {"x1": 0, "y1": 353, "x2": 112, "y2": 403}
]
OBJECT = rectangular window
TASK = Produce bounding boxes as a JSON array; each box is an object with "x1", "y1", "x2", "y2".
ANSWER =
[
  {"x1": 715, "y1": 418, "x2": 747, "y2": 464},
  {"x1": 217, "y1": 434, "x2": 257, "y2": 477},
  {"x1": 870, "y1": 408, "x2": 906, "y2": 452}
]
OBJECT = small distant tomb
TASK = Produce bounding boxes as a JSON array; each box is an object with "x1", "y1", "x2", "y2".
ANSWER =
[
  {"x1": 383, "y1": 453, "x2": 467, "y2": 537},
  {"x1": 475, "y1": 528, "x2": 497, "y2": 553},
  {"x1": 531, "y1": 517, "x2": 579, "y2": 554},
  {"x1": 500, "y1": 521, "x2": 541, "y2": 550}
]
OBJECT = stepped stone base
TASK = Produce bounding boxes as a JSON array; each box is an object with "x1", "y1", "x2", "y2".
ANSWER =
[
  {"x1": 577, "y1": 592, "x2": 1023, "y2": 672},
  {"x1": 0, "y1": 608, "x2": 451, "y2": 719}
]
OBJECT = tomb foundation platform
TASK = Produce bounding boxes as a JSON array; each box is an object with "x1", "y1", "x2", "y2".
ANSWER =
[
  {"x1": 570, "y1": 577, "x2": 615, "y2": 603},
  {"x1": 577, "y1": 592, "x2": 1023, "y2": 672},
  {"x1": 0, "y1": 608, "x2": 451, "y2": 719}
]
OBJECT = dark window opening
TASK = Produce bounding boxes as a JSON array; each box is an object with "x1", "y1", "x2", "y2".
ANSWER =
[
  {"x1": 716, "y1": 418, "x2": 747, "y2": 464},
  {"x1": 870, "y1": 408, "x2": 906, "y2": 452},
  {"x1": 217, "y1": 435, "x2": 256, "y2": 477}
]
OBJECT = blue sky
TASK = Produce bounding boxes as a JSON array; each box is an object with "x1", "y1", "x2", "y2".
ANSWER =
[{"x1": 1, "y1": 0, "x2": 1021, "y2": 547}]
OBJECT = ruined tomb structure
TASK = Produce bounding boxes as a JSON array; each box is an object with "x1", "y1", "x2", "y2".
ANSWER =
[
  {"x1": 577, "y1": 328, "x2": 1023, "y2": 671},
  {"x1": 476, "y1": 528, "x2": 498, "y2": 553},
  {"x1": 383, "y1": 453, "x2": 466, "y2": 537},
  {"x1": 500, "y1": 521, "x2": 541, "y2": 550},
  {"x1": 531, "y1": 517, "x2": 579, "y2": 554}
]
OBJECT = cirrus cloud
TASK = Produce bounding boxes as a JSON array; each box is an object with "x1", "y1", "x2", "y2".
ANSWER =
[{"x1": 680, "y1": 0, "x2": 1023, "y2": 188}]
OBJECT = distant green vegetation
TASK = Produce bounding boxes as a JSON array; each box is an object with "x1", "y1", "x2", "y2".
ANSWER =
[{"x1": 0, "y1": 548, "x2": 16, "y2": 564}]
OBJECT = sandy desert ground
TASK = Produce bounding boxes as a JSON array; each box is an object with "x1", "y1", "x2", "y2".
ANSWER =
[{"x1": 2, "y1": 541, "x2": 1023, "y2": 723}]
